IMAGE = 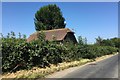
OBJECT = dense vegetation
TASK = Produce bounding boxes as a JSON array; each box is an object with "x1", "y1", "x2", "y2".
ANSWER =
[
  {"x1": 95, "y1": 36, "x2": 120, "y2": 49},
  {"x1": 34, "y1": 4, "x2": 66, "y2": 31},
  {"x1": 1, "y1": 4, "x2": 119, "y2": 76},
  {"x1": 1, "y1": 32, "x2": 119, "y2": 73}
]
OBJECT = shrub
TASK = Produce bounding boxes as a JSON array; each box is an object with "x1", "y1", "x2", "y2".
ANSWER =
[{"x1": 2, "y1": 33, "x2": 118, "y2": 73}]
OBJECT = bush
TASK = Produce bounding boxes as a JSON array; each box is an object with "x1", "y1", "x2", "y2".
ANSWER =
[
  {"x1": 2, "y1": 38, "x2": 27, "y2": 72},
  {"x1": 2, "y1": 38, "x2": 67, "y2": 72},
  {"x1": 2, "y1": 34, "x2": 118, "y2": 73}
]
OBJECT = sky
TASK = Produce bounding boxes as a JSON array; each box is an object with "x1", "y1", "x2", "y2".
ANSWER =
[{"x1": 2, "y1": 2, "x2": 118, "y2": 44}]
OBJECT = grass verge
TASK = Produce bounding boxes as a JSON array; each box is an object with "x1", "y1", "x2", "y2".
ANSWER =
[{"x1": 2, "y1": 53, "x2": 118, "y2": 79}]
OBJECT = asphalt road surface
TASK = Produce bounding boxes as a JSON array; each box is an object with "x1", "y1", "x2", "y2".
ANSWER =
[{"x1": 47, "y1": 54, "x2": 119, "y2": 79}]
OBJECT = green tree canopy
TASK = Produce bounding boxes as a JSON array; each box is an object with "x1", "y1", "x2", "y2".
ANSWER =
[
  {"x1": 95, "y1": 36, "x2": 103, "y2": 45},
  {"x1": 34, "y1": 4, "x2": 66, "y2": 31},
  {"x1": 78, "y1": 36, "x2": 87, "y2": 45}
]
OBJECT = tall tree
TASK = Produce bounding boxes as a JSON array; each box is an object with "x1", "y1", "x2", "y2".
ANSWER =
[
  {"x1": 95, "y1": 36, "x2": 103, "y2": 45},
  {"x1": 7, "y1": 33, "x2": 10, "y2": 38},
  {"x1": 78, "y1": 36, "x2": 85, "y2": 45},
  {"x1": 34, "y1": 4, "x2": 66, "y2": 31},
  {"x1": 23, "y1": 34, "x2": 26, "y2": 39},
  {"x1": 18, "y1": 32, "x2": 21, "y2": 39},
  {"x1": 10, "y1": 31, "x2": 15, "y2": 38},
  {"x1": 84, "y1": 37, "x2": 87, "y2": 44}
]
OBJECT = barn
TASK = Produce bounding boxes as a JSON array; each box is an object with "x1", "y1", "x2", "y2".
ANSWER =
[{"x1": 27, "y1": 28, "x2": 77, "y2": 44}]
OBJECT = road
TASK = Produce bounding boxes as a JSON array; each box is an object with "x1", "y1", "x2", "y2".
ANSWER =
[{"x1": 47, "y1": 54, "x2": 119, "y2": 79}]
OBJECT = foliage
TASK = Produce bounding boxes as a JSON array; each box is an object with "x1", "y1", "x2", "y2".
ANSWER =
[
  {"x1": 37, "y1": 31, "x2": 46, "y2": 42},
  {"x1": 109, "y1": 38, "x2": 120, "y2": 49},
  {"x1": 95, "y1": 37, "x2": 120, "y2": 50},
  {"x1": 78, "y1": 36, "x2": 87, "y2": 45},
  {"x1": 101, "y1": 39, "x2": 115, "y2": 47},
  {"x1": 34, "y1": 4, "x2": 66, "y2": 31},
  {"x1": 2, "y1": 32, "x2": 118, "y2": 73},
  {"x1": 95, "y1": 36, "x2": 103, "y2": 46}
]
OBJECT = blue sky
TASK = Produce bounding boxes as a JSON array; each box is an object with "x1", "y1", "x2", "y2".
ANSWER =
[{"x1": 2, "y1": 2, "x2": 118, "y2": 43}]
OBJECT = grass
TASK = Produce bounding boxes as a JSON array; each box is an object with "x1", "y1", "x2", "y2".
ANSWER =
[{"x1": 2, "y1": 59, "x2": 91, "y2": 79}]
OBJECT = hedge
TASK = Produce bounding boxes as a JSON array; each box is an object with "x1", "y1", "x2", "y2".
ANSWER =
[{"x1": 2, "y1": 38, "x2": 118, "y2": 73}]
